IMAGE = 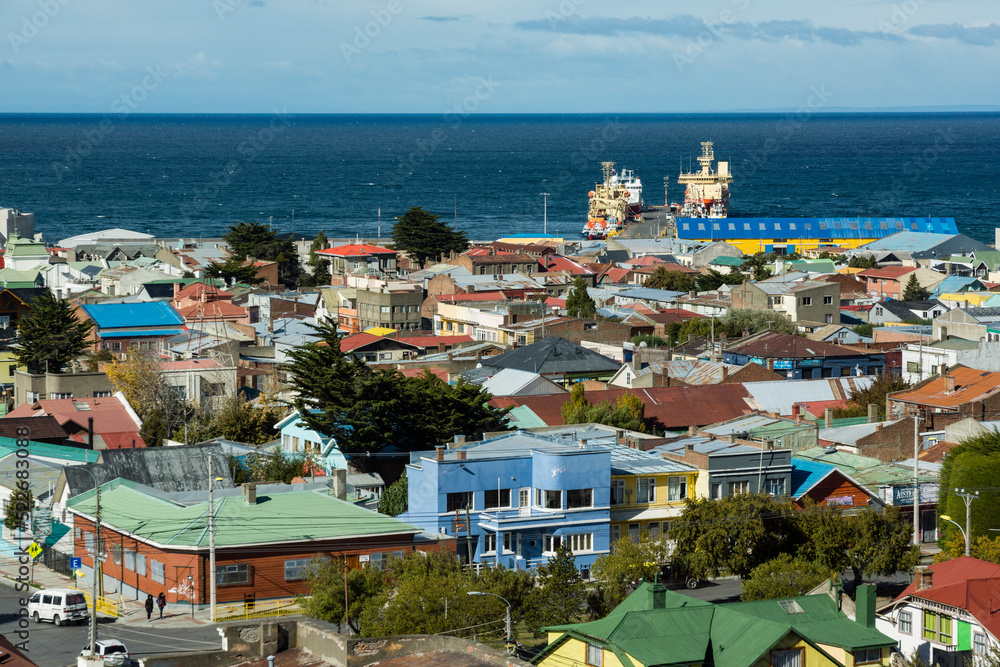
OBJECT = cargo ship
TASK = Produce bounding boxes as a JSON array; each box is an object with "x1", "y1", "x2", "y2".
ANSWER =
[
  {"x1": 677, "y1": 141, "x2": 731, "y2": 218},
  {"x1": 581, "y1": 162, "x2": 637, "y2": 240}
]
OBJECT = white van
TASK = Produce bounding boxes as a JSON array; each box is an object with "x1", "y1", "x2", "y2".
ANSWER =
[{"x1": 27, "y1": 588, "x2": 89, "y2": 625}]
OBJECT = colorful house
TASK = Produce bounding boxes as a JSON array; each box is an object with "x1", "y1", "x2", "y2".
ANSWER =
[
  {"x1": 609, "y1": 447, "x2": 697, "y2": 544},
  {"x1": 80, "y1": 301, "x2": 186, "y2": 355},
  {"x1": 274, "y1": 410, "x2": 348, "y2": 474},
  {"x1": 535, "y1": 581, "x2": 895, "y2": 667}
]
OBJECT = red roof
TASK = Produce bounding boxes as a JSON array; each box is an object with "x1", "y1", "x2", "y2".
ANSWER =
[
  {"x1": 540, "y1": 256, "x2": 596, "y2": 275},
  {"x1": 339, "y1": 332, "x2": 387, "y2": 352},
  {"x1": 894, "y1": 557, "x2": 1000, "y2": 640},
  {"x1": 395, "y1": 335, "x2": 474, "y2": 349},
  {"x1": 176, "y1": 300, "x2": 247, "y2": 321},
  {"x1": 399, "y1": 367, "x2": 450, "y2": 381},
  {"x1": 841, "y1": 304, "x2": 873, "y2": 312},
  {"x1": 858, "y1": 266, "x2": 918, "y2": 280},
  {"x1": 318, "y1": 243, "x2": 396, "y2": 257},
  {"x1": 545, "y1": 297, "x2": 567, "y2": 309},
  {"x1": 601, "y1": 268, "x2": 632, "y2": 284},
  {"x1": 466, "y1": 247, "x2": 513, "y2": 256},
  {"x1": 175, "y1": 282, "x2": 233, "y2": 301},
  {"x1": 6, "y1": 395, "x2": 143, "y2": 442},
  {"x1": 491, "y1": 385, "x2": 752, "y2": 431}
]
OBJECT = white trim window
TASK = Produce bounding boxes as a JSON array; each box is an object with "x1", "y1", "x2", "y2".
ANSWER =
[
  {"x1": 586, "y1": 642, "x2": 603, "y2": 667},
  {"x1": 610, "y1": 480, "x2": 625, "y2": 505},
  {"x1": 667, "y1": 476, "x2": 687, "y2": 501},
  {"x1": 636, "y1": 478, "x2": 655, "y2": 503},
  {"x1": 898, "y1": 610, "x2": 912, "y2": 635},
  {"x1": 566, "y1": 533, "x2": 593, "y2": 553},
  {"x1": 973, "y1": 632, "x2": 987, "y2": 656}
]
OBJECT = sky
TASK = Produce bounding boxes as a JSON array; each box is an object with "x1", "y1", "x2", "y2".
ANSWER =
[{"x1": 1, "y1": 0, "x2": 998, "y2": 113}]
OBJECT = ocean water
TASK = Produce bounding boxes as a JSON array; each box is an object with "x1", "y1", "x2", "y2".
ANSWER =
[{"x1": 0, "y1": 112, "x2": 998, "y2": 243}]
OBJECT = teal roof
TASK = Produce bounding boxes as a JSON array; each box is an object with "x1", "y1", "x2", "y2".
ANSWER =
[
  {"x1": 82, "y1": 302, "x2": 184, "y2": 329},
  {"x1": 67, "y1": 478, "x2": 422, "y2": 549},
  {"x1": 503, "y1": 405, "x2": 547, "y2": 429},
  {"x1": 0, "y1": 437, "x2": 100, "y2": 463},
  {"x1": 709, "y1": 256, "x2": 745, "y2": 267},
  {"x1": 535, "y1": 583, "x2": 893, "y2": 667}
]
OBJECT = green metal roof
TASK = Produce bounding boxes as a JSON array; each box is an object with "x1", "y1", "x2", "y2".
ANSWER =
[
  {"x1": 0, "y1": 437, "x2": 101, "y2": 463},
  {"x1": 709, "y1": 256, "x2": 745, "y2": 267},
  {"x1": 67, "y1": 478, "x2": 422, "y2": 550},
  {"x1": 534, "y1": 583, "x2": 894, "y2": 667},
  {"x1": 795, "y1": 447, "x2": 936, "y2": 489}
]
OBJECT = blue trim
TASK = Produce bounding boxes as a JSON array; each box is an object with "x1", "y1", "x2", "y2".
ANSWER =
[
  {"x1": 676, "y1": 217, "x2": 958, "y2": 241},
  {"x1": 99, "y1": 329, "x2": 183, "y2": 338}
]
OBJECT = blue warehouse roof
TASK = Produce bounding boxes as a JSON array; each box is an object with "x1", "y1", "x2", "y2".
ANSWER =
[
  {"x1": 676, "y1": 217, "x2": 958, "y2": 241},
  {"x1": 82, "y1": 302, "x2": 185, "y2": 329}
]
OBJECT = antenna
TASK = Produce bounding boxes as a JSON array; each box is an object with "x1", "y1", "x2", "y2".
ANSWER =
[{"x1": 378, "y1": 206, "x2": 381, "y2": 240}]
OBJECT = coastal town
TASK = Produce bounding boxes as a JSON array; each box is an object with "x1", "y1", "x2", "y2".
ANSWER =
[{"x1": 0, "y1": 195, "x2": 998, "y2": 667}]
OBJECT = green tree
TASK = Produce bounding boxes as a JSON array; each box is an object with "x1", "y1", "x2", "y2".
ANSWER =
[
  {"x1": 12, "y1": 290, "x2": 93, "y2": 374},
  {"x1": 799, "y1": 505, "x2": 919, "y2": 587},
  {"x1": 523, "y1": 543, "x2": 586, "y2": 635},
  {"x1": 303, "y1": 557, "x2": 386, "y2": 630},
  {"x1": 631, "y1": 334, "x2": 668, "y2": 347},
  {"x1": 566, "y1": 278, "x2": 597, "y2": 318},
  {"x1": 644, "y1": 267, "x2": 696, "y2": 292},
  {"x1": 223, "y1": 221, "x2": 300, "y2": 285},
  {"x1": 308, "y1": 231, "x2": 331, "y2": 286},
  {"x1": 742, "y1": 253, "x2": 773, "y2": 282},
  {"x1": 696, "y1": 268, "x2": 744, "y2": 291},
  {"x1": 831, "y1": 373, "x2": 910, "y2": 420},
  {"x1": 935, "y1": 533, "x2": 1000, "y2": 565},
  {"x1": 3, "y1": 488, "x2": 32, "y2": 532},
  {"x1": 740, "y1": 553, "x2": 834, "y2": 601},
  {"x1": 669, "y1": 494, "x2": 803, "y2": 580},
  {"x1": 210, "y1": 395, "x2": 284, "y2": 445},
  {"x1": 205, "y1": 257, "x2": 262, "y2": 286},
  {"x1": 853, "y1": 323, "x2": 875, "y2": 338},
  {"x1": 902, "y1": 274, "x2": 930, "y2": 301},
  {"x1": 561, "y1": 384, "x2": 646, "y2": 433},
  {"x1": 391, "y1": 207, "x2": 469, "y2": 267},
  {"x1": 848, "y1": 255, "x2": 878, "y2": 269},
  {"x1": 230, "y1": 449, "x2": 308, "y2": 484},
  {"x1": 378, "y1": 471, "x2": 408, "y2": 516},
  {"x1": 589, "y1": 536, "x2": 670, "y2": 616}
]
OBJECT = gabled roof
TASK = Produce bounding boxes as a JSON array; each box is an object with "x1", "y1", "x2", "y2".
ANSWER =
[
  {"x1": 891, "y1": 365, "x2": 1000, "y2": 409},
  {"x1": 318, "y1": 243, "x2": 396, "y2": 257},
  {"x1": 858, "y1": 266, "x2": 917, "y2": 280},
  {"x1": 81, "y1": 301, "x2": 185, "y2": 328},
  {"x1": 483, "y1": 336, "x2": 620, "y2": 375},
  {"x1": 725, "y1": 331, "x2": 869, "y2": 360}
]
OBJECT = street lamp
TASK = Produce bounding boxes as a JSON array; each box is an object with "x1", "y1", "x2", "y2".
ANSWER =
[
  {"x1": 952, "y1": 488, "x2": 979, "y2": 557},
  {"x1": 939, "y1": 515, "x2": 968, "y2": 557},
  {"x1": 467, "y1": 591, "x2": 512, "y2": 649}
]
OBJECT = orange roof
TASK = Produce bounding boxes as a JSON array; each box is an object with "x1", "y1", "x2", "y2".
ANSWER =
[
  {"x1": 6, "y1": 395, "x2": 142, "y2": 438},
  {"x1": 858, "y1": 266, "x2": 917, "y2": 280},
  {"x1": 892, "y1": 366, "x2": 1000, "y2": 409},
  {"x1": 318, "y1": 243, "x2": 396, "y2": 257},
  {"x1": 175, "y1": 282, "x2": 233, "y2": 301},
  {"x1": 177, "y1": 301, "x2": 247, "y2": 321}
]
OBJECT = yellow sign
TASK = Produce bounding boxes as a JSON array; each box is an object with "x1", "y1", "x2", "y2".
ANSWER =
[{"x1": 26, "y1": 542, "x2": 42, "y2": 560}]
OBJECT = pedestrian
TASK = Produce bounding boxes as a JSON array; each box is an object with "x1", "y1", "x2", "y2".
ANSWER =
[
  {"x1": 145, "y1": 594, "x2": 153, "y2": 622},
  {"x1": 157, "y1": 592, "x2": 166, "y2": 619}
]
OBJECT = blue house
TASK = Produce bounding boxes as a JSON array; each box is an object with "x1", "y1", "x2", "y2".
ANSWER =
[
  {"x1": 81, "y1": 301, "x2": 185, "y2": 355},
  {"x1": 401, "y1": 431, "x2": 620, "y2": 576},
  {"x1": 274, "y1": 410, "x2": 348, "y2": 474}
]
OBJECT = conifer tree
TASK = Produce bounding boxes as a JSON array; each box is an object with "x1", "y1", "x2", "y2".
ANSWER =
[
  {"x1": 12, "y1": 290, "x2": 93, "y2": 374},
  {"x1": 566, "y1": 277, "x2": 596, "y2": 318},
  {"x1": 902, "y1": 274, "x2": 930, "y2": 301},
  {"x1": 391, "y1": 207, "x2": 469, "y2": 267}
]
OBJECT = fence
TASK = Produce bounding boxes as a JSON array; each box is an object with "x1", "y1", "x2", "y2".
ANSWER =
[
  {"x1": 78, "y1": 588, "x2": 122, "y2": 618},
  {"x1": 214, "y1": 596, "x2": 305, "y2": 621},
  {"x1": 38, "y1": 549, "x2": 75, "y2": 578}
]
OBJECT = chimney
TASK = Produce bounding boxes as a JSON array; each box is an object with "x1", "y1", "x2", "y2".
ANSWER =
[
  {"x1": 947, "y1": 375, "x2": 956, "y2": 393},
  {"x1": 824, "y1": 408, "x2": 833, "y2": 429},
  {"x1": 454, "y1": 435, "x2": 467, "y2": 446},
  {"x1": 867, "y1": 404, "x2": 878, "y2": 423},
  {"x1": 616, "y1": 430, "x2": 624, "y2": 445},
  {"x1": 243, "y1": 483, "x2": 258, "y2": 505},
  {"x1": 938, "y1": 362, "x2": 948, "y2": 377},
  {"x1": 688, "y1": 425, "x2": 696, "y2": 436},
  {"x1": 727, "y1": 433, "x2": 737, "y2": 444},
  {"x1": 765, "y1": 439, "x2": 774, "y2": 451},
  {"x1": 580, "y1": 439, "x2": 589, "y2": 448},
  {"x1": 475, "y1": 350, "x2": 483, "y2": 361},
  {"x1": 856, "y1": 584, "x2": 876, "y2": 628},
  {"x1": 456, "y1": 450, "x2": 467, "y2": 460},
  {"x1": 438, "y1": 342, "x2": 446, "y2": 353},
  {"x1": 648, "y1": 581, "x2": 667, "y2": 610},
  {"x1": 721, "y1": 365, "x2": 729, "y2": 381},
  {"x1": 684, "y1": 443, "x2": 694, "y2": 454},
  {"x1": 875, "y1": 423, "x2": 883, "y2": 431},
  {"x1": 435, "y1": 446, "x2": 445, "y2": 461},
  {"x1": 769, "y1": 411, "x2": 779, "y2": 419},
  {"x1": 330, "y1": 469, "x2": 347, "y2": 500},
  {"x1": 791, "y1": 404, "x2": 800, "y2": 417},
  {"x1": 767, "y1": 358, "x2": 774, "y2": 371},
  {"x1": 915, "y1": 566, "x2": 933, "y2": 591}
]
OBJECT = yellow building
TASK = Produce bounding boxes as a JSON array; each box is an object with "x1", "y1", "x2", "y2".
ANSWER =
[
  {"x1": 610, "y1": 456, "x2": 698, "y2": 544},
  {"x1": 534, "y1": 582, "x2": 894, "y2": 667},
  {"x1": 0, "y1": 350, "x2": 16, "y2": 386},
  {"x1": 675, "y1": 217, "x2": 958, "y2": 256}
]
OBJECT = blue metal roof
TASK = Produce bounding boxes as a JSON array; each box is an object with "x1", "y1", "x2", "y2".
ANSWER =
[
  {"x1": 790, "y1": 457, "x2": 835, "y2": 500},
  {"x1": 82, "y1": 302, "x2": 185, "y2": 329},
  {"x1": 676, "y1": 218, "x2": 958, "y2": 241}
]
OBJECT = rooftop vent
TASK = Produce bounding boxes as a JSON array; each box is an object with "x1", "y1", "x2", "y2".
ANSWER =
[
  {"x1": 73, "y1": 402, "x2": 91, "y2": 411},
  {"x1": 778, "y1": 600, "x2": 805, "y2": 614}
]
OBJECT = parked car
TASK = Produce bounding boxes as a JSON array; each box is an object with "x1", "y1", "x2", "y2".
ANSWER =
[
  {"x1": 659, "y1": 561, "x2": 701, "y2": 590},
  {"x1": 27, "y1": 588, "x2": 88, "y2": 625},
  {"x1": 81, "y1": 639, "x2": 130, "y2": 666}
]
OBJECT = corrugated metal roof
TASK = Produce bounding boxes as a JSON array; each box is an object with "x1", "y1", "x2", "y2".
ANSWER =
[
  {"x1": 892, "y1": 366, "x2": 1000, "y2": 408},
  {"x1": 789, "y1": 457, "x2": 835, "y2": 499},
  {"x1": 82, "y1": 301, "x2": 184, "y2": 328},
  {"x1": 676, "y1": 217, "x2": 958, "y2": 240},
  {"x1": 481, "y1": 368, "x2": 565, "y2": 397},
  {"x1": 743, "y1": 377, "x2": 875, "y2": 415},
  {"x1": 484, "y1": 337, "x2": 620, "y2": 375}
]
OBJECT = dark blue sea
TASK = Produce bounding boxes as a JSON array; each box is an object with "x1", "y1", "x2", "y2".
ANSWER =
[{"x1": 1, "y1": 113, "x2": 998, "y2": 243}]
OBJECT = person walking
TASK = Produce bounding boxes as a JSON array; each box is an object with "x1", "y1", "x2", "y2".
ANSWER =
[
  {"x1": 157, "y1": 592, "x2": 166, "y2": 619},
  {"x1": 144, "y1": 594, "x2": 154, "y2": 622}
]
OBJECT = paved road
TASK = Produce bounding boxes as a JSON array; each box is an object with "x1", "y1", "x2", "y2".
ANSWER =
[
  {"x1": 675, "y1": 576, "x2": 743, "y2": 604},
  {"x1": 0, "y1": 587, "x2": 223, "y2": 667}
]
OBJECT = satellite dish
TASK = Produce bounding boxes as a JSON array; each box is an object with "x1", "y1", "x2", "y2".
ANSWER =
[{"x1": 639, "y1": 341, "x2": 648, "y2": 348}]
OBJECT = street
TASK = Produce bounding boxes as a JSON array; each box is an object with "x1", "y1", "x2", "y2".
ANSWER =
[{"x1": 0, "y1": 586, "x2": 223, "y2": 667}]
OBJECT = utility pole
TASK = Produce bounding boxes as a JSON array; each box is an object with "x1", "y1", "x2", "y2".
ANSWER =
[
  {"x1": 954, "y1": 489, "x2": 979, "y2": 557},
  {"x1": 90, "y1": 483, "x2": 100, "y2": 658},
  {"x1": 913, "y1": 414, "x2": 921, "y2": 547},
  {"x1": 208, "y1": 456, "x2": 217, "y2": 622},
  {"x1": 540, "y1": 193, "x2": 550, "y2": 234}
]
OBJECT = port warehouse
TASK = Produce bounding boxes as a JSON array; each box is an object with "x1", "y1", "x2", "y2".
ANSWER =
[{"x1": 674, "y1": 217, "x2": 958, "y2": 254}]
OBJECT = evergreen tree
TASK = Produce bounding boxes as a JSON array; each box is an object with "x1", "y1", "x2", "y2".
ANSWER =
[
  {"x1": 740, "y1": 554, "x2": 834, "y2": 601},
  {"x1": 391, "y1": 207, "x2": 469, "y2": 267},
  {"x1": 643, "y1": 267, "x2": 696, "y2": 292},
  {"x1": 308, "y1": 231, "x2": 332, "y2": 286},
  {"x1": 695, "y1": 268, "x2": 744, "y2": 291},
  {"x1": 12, "y1": 290, "x2": 93, "y2": 374},
  {"x1": 377, "y1": 471, "x2": 408, "y2": 516},
  {"x1": 902, "y1": 274, "x2": 930, "y2": 301},
  {"x1": 523, "y1": 543, "x2": 587, "y2": 634},
  {"x1": 3, "y1": 488, "x2": 32, "y2": 532},
  {"x1": 205, "y1": 257, "x2": 263, "y2": 286},
  {"x1": 848, "y1": 255, "x2": 878, "y2": 269},
  {"x1": 565, "y1": 277, "x2": 596, "y2": 318},
  {"x1": 223, "y1": 221, "x2": 300, "y2": 285}
]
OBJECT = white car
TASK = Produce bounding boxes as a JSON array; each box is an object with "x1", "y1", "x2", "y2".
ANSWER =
[
  {"x1": 81, "y1": 639, "x2": 130, "y2": 666},
  {"x1": 27, "y1": 588, "x2": 89, "y2": 625}
]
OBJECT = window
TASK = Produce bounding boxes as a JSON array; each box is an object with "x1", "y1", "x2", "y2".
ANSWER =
[
  {"x1": 586, "y1": 643, "x2": 603, "y2": 667},
  {"x1": 712, "y1": 483, "x2": 722, "y2": 499},
  {"x1": 854, "y1": 648, "x2": 881, "y2": 665},
  {"x1": 446, "y1": 492, "x2": 473, "y2": 512},
  {"x1": 825, "y1": 314, "x2": 834, "y2": 324},
  {"x1": 824, "y1": 296, "x2": 833, "y2": 305},
  {"x1": 93, "y1": 391, "x2": 112, "y2": 398},
  {"x1": 648, "y1": 522, "x2": 660, "y2": 539},
  {"x1": 566, "y1": 488, "x2": 593, "y2": 509},
  {"x1": 284, "y1": 558, "x2": 327, "y2": 581},
  {"x1": 112, "y1": 544, "x2": 122, "y2": 565},
  {"x1": 519, "y1": 488, "x2": 530, "y2": 509},
  {"x1": 610, "y1": 480, "x2": 625, "y2": 505},
  {"x1": 636, "y1": 478, "x2": 655, "y2": 503},
  {"x1": 667, "y1": 476, "x2": 687, "y2": 501},
  {"x1": 765, "y1": 478, "x2": 785, "y2": 496},
  {"x1": 974, "y1": 632, "x2": 987, "y2": 656},
  {"x1": 923, "y1": 610, "x2": 953, "y2": 643},
  {"x1": 84, "y1": 531, "x2": 94, "y2": 553},
  {"x1": 907, "y1": 361, "x2": 922, "y2": 373},
  {"x1": 544, "y1": 535, "x2": 562, "y2": 554},
  {"x1": 801, "y1": 297, "x2": 812, "y2": 306},
  {"x1": 51, "y1": 392, "x2": 72, "y2": 399},
  {"x1": 729, "y1": 480, "x2": 750, "y2": 495},
  {"x1": 124, "y1": 550, "x2": 135, "y2": 572},
  {"x1": 567, "y1": 533, "x2": 592, "y2": 552},
  {"x1": 484, "y1": 489, "x2": 511, "y2": 509},
  {"x1": 610, "y1": 524, "x2": 621, "y2": 544},
  {"x1": 537, "y1": 489, "x2": 561, "y2": 509},
  {"x1": 772, "y1": 648, "x2": 802, "y2": 667},
  {"x1": 136, "y1": 553, "x2": 146, "y2": 576},
  {"x1": 484, "y1": 532, "x2": 516, "y2": 555},
  {"x1": 151, "y1": 559, "x2": 165, "y2": 584},
  {"x1": 217, "y1": 563, "x2": 250, "y2": 585},
  {"x1": 898, "y1": 610, "x2": 912, "y2": 634}
]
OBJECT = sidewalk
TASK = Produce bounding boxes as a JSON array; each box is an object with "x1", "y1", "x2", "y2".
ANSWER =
[{"x1": 0, "y1": 553, "x2": 219, "y2": 628}]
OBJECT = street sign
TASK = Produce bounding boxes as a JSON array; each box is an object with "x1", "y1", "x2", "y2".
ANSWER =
[
  {"x1": 26, "y1": 542, "x2": 42, "y2": 560},
  {"x1": 70, "y1": 557, "x2": 82, "y2": 569}
]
